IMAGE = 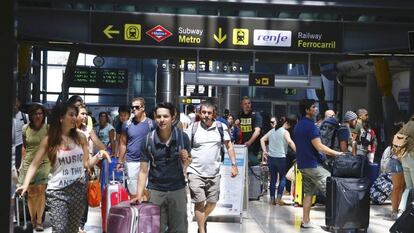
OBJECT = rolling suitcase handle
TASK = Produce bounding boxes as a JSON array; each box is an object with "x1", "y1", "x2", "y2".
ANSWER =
[
  {"x1": 15, "y1": 194, "x2": 28, "y2": 228},
  {"x1": 111, "y1": 170, "x2": 126, "y2": 185},
  {"x1": 104, "y1": 158, "x2": 126, "y2": 186}
]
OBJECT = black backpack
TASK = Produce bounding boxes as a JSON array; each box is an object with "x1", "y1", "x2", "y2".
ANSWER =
[{"x1": 319, "y1": 117, "x2": 340, "y2": 149}]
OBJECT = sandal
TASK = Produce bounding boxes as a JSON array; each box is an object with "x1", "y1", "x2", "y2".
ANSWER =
[{"x1": 35, "y1": 223, "x2": 44, "y2": 232}]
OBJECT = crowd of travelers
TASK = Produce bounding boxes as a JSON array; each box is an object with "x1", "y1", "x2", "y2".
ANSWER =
[{"x1": 10, "y1": 94, "x2": 414, "y2": 233}]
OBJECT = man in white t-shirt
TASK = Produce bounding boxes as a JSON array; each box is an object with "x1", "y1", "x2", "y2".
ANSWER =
[{"x1": 185, "y1": 101, "x2": 238, "y2": 233}]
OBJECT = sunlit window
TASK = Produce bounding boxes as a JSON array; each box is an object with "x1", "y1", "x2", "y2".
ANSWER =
[{"x1": 44, "y1": 51, "x2": 99, "y2": 103}]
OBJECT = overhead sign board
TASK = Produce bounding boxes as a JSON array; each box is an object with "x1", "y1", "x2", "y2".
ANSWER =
[
  {"x1": 70, "y1": 66, "x2": 128, "y2": 89},
  {"x1": 249, "y1": 73, "x2": 275, "y2": 87},
  {"x1": 91, "y1": 12, "x2": 342, "y2": 53},
  {"x1": 409, "y1": 31, "x2": 414, "y2": 52}
]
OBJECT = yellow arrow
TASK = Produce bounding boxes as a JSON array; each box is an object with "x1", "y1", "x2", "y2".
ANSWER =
[
  {"x1": 213, "y1": 27, "x2": 227, "y2": 44},
  {"x1": 103, "y1": 25, "x2": 120, "y2": 39}
]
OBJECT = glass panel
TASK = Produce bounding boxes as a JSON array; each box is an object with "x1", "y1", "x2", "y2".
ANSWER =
[
  {"x1": 47, "y1": 94, "x2": 59, "y2": 102},
  {"x1": 47, "y1": 51, "x2": 69, "y2": 65},
  {"x1": 46, "y1": 66, "x2": 64, "y2": 92}
]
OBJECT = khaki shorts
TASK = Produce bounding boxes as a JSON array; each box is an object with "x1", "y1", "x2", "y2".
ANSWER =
[
  {"x1": 300, "y1": 165, "x2": 330, "y2": 196},
  {"x1": 187, "y1": 173, "x2": 221, "y2": 203}
]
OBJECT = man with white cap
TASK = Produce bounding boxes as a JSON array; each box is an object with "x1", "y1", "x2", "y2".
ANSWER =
[{"x1": 338, "y1": 111, "x2": 358, "y2": 154}]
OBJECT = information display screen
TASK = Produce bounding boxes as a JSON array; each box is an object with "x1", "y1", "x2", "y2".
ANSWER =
[{"x1": 71, "y1": 66, "x2": 128, "y2": 89}]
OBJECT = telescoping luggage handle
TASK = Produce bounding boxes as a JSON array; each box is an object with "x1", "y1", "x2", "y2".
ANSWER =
[
  {"x1": 103, "y1": 158, "x2": 126, "y2": 185},
  {"x1": 15, "y1": 194, "x2": 28, "y2": 227},
  {"x1": 111, "y1": 170, "x2": 126, "y2": 184}
]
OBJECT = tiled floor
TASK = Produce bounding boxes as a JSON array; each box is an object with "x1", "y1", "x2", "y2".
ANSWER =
[{"x1": 38, "y1": 194, "x2": 396, "y2": 233}]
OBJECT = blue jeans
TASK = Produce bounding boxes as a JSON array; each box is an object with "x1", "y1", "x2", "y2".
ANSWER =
[{"x1": 268, "y1": 157, "x2": 286, "y2": 199}]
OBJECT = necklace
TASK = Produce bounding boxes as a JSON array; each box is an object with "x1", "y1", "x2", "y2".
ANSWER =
[{"x1": 61, "y1": 136, "x2": 74, "y2": 149}]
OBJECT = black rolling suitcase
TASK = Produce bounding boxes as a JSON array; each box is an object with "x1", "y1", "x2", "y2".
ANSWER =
[
  {"x1": 389, "y1": 205, "x2": 414, "y2": 233},
  {"x1": 14, "y1": 195, "x2": 33, "y2": 233},
  {"x1": 326, "y1": 177, "x2": 370, "y2": 233}
]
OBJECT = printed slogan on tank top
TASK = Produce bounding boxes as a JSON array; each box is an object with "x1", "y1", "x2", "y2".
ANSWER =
[
  {"x1": 57, "y1": 152, "x2": 83, "y2": 187},
  {"x1": 240, "y1": 117, "x2": 253, "y2": 133}
]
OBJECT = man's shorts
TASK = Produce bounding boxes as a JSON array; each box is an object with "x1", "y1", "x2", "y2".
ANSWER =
[
  {"x1": 187, "y1": 173, "x2": 221, "y2": 203},
  {"x1": 125, "y1": 161, "x2": 140, "y2": 195},
  {"x1": 300, "y1": 165, "x2": 330, "y2": 196}
]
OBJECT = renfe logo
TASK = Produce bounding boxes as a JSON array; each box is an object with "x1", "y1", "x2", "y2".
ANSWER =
[
  {"x1": 253, "y1": 30, "x2": 292, "y2": 47},
  {"x1": 146, "y1": 25, "x2": 172, "y2": 42}
]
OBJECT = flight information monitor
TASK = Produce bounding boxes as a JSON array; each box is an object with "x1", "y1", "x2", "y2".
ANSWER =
[{"x1": 70, "y1": 66, "x2": 128, "y2": 89}]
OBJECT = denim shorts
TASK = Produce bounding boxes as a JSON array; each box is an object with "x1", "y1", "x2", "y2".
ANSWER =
[{"x1": 388, "y1": 158, "x2": 403, "y2": 174}]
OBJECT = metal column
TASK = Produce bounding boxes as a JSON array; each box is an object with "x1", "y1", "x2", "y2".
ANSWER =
[
  {"x1": 156, "y1": 59, "x2": 180, "y2": 106},
  {"x1": 32, "y1": 47, "x2": 41, "y2": 102},
  {"x1": 213, "y1": 61, "x2": 241, "y2": 116}
]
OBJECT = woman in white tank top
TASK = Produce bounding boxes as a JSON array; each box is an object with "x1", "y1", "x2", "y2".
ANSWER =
[{"x1": 17, "y1": 103, "x2": 111, "y2": 233}]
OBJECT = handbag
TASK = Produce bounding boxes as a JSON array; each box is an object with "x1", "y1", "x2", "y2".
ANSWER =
[
  {"x1": 87, "y1": 173, "x2": 101, "y2": 207},
  {"x1": 286, "y1": 163, "x2": 296, "y2": 181},
  {"x1": 331, "y1": 152, "x2": 368, "y2": 178}
]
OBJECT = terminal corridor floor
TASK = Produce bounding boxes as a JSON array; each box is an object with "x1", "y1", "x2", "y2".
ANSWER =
[{"x1": 37, "y1": 194, "x2": 396, "y2": 233}]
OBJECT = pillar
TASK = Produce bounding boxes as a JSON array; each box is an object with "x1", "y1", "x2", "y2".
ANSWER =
[
  {"x1": 156, "y1": 59, "x2": 180, "y2": 106},
  {"x1": 373, "y1": 58, "x2": 403, "y2": 143}
]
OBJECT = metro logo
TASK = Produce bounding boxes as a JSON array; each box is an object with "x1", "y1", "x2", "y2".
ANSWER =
[
  {"x1": 253, "y1": 30, "x2": 292, "y2": 47},
  {"x1": 146, "y1": 25, "x2": 172, "y2": 42}
]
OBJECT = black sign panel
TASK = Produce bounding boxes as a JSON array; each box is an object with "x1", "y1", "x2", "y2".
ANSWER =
[
  {"x1": 91, "y1": 12, "x2": 342, "y2": 53},
  {"x1": 409, "y1": 31, "x2": 414, "y2": 52},
  {"x1": 71, "y1": 66, "x2": 128, "y2": 89},
  {"x1": 249, "y1": 73, "x2": 275, "y2": 87}
]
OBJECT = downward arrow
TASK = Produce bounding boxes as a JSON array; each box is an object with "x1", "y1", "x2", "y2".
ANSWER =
[{"x1": 214, "y1": 27, "x2": 227, "y2": 44}]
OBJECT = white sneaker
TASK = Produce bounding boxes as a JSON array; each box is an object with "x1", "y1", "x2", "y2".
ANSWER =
[
  {"x1": 390, "y1": 212, "x2": 399, "y2": 220},
  {"x1": 301, "y1": 221, "x2": 317, "y2": 228}
]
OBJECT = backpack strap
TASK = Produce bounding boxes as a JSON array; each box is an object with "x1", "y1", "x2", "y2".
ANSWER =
[
  {"x1": 21, "y1": 111, "x2": 27, "y2": 124},
  {"x1": 125, "y1": 118, "x2": 132, "y2": 131},
  {"x1": 145, "y1": 130, "x2": 157, "y2": 167},
  {"x1": 215, "y1": 121, "x2": 226, "y2": 162},
  {"x1": 175, "y1": 127, "x2": 184, "y2": 152},
  {"x1": 191, "y1": 121, "x2": 199, "y2": 148},
  {"x1": 215, "y1": 121, "x2": 224, "y2": 144},
  {"x1": 147, "y1": 119, "x2": 154, "y2": 131}
]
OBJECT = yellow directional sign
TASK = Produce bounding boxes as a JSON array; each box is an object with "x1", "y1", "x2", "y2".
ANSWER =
[
  {"x1": 248, "y1": 73, "x2": 275, "y2": 87},
  {"x1": 124, "y1": 24, "x2": 141, "y2": 41},
  {"x1": 103, "y1": 25, "x2": 120, "y2": 39},
  {"x1": 213, "y1": 27, "x2": 227, "y2": 44}
]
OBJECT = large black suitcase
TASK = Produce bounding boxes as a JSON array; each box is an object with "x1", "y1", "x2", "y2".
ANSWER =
[
  {"x1": 389, "y1": 205, "x2": 414, "y2": 233},
  {"x1": 326, "y1": 177, "x2": 370, "y2": 232}
]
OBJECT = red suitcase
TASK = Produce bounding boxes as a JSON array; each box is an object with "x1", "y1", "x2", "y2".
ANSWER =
[
  {"x1": 101, "y1": 171, "x2": 129, "y2": 232},
  {"x1": 107, "y1": 200, "x2": 160, "y2": 233}
]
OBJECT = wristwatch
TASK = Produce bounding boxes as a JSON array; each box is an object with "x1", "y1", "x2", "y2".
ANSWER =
[{"x1": 231, "y1": 162, "x2": 237, "y2": 167}]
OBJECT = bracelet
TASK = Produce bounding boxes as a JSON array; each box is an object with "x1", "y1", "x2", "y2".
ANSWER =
[{"x1": 96, "y1": 152, "x2": 103, "y2": 160}]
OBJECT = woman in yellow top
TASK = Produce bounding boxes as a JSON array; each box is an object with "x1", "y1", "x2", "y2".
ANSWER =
[{"x1": 17, "y1": 103, "x2": 50, "y2": 231}]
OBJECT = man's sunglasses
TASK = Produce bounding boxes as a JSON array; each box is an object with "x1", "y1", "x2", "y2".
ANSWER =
[{"x1": 130, "y1": 105, "x2": 143, "y2": 110}]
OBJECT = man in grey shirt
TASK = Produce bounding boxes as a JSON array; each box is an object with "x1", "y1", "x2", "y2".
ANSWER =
[{"x1": 186, "y1": 101, "x2": 238, "y2": 233}]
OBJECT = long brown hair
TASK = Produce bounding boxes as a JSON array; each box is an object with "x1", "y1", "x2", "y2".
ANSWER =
[{"x1": 47, "y1": 103, "x2": 82, "y2": 165}]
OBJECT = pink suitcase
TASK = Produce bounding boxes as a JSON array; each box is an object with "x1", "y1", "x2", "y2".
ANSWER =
[
  {"x1": 107, "y1": 200, "x2": 161, "y2": 233},
  {"x1": 101, "y1": 171, "x2": 129, "y2": 232}
]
